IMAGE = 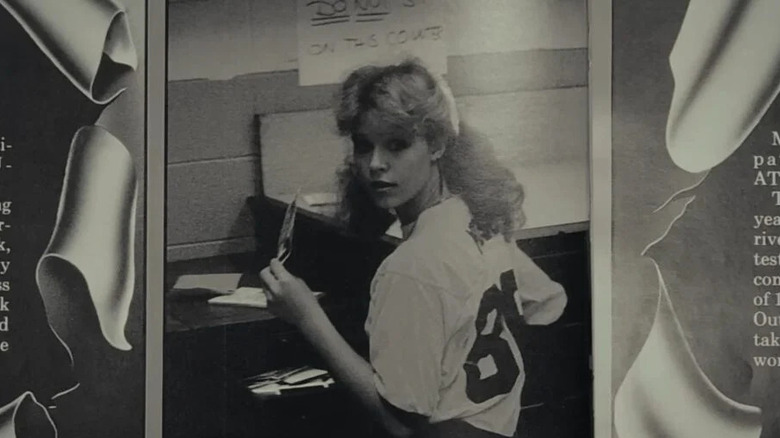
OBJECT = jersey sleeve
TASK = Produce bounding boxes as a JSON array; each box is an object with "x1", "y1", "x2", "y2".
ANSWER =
[
  {"x1": 366, "y1": 271, "x2": 446, "y2": 417},
  {"x1": 513, "y1": 248, "x2": 567, "y2": 325}
]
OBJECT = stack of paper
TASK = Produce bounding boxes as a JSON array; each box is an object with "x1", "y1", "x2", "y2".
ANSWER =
[{"x1": 245, "y1": 366, "x2": 334, "y2": 399}]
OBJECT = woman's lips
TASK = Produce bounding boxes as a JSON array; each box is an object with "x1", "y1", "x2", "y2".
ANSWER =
[{"x1": 370, "y1": 181, "x2": 397, "y2": 192}]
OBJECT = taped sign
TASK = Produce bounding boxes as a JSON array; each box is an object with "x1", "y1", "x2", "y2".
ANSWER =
[{"x1": 296, "y1": 0, "x2": 447, "y2": 86}]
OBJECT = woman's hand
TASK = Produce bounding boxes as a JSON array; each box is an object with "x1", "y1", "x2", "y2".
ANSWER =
[
  {"x1": 261, "y1": 261, "x2": 412, "y2": 438},
  {"x1": 259, "y1": 258, "x2": 321, "y2": 326}
]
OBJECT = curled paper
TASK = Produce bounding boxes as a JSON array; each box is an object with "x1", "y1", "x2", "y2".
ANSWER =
[
  {"x1": 614, "y1": 263, "x2": 763, "y2": 438},
  {"x1": 36, "y1": 125, "x2": 137, "y2": 351},
  {"x1": 0, "y1": 0, "x2": 137, "y2": 104},
  {"x1": 666, "y1": 0, "x2": 780, "y2": 173},
  {"x1": 0, "y1": 392, "x2": 57, "y2": 438}
]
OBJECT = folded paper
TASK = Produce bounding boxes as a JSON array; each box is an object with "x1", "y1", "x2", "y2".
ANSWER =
[
  {"x1": 172, "y1": 273, "x2": 242, "y2": 294},
  {"x1": 666, "y1": 0, "x2": 780, "y2": 172},
  {"x1": 36, "y1": 126, "x2": 137, "y2": 351},
  {"x1": 208, "y1": 287, "x2": 268, "y2": 309},
  {"x1": 0, "y1": 392, "x2": 56, "y2": 438},
  {"x1": 614, "y1": 263, "x2": 762, "y2": 438},
  {"x1": 0, "y1": 0, "x2": 137, "y2": 104}
]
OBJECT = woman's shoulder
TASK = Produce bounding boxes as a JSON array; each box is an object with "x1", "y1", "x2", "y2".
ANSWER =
[
  {"x1": 389, "y1": 209, "x2": 474, "y2": 262},
  {"x1": 377, "y1": 224, "x2": 488, "y2": 295},
  {"x1": 379, "y1": 237, "x2": 452, "y2": 283}
]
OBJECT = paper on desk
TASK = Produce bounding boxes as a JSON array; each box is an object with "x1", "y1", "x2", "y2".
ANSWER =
[
  {"x1": 172, "y1": 273, "x2": 242, "y2": 294},
  {"x1": 249, "y1": 377, "x2": 335, "y2": 398},
  {"x1": 208, "y1": 287, "x2": 268, "y2": 308},
  {"x1": 245, "y1": 366, "x2": 334, "y2": 398},
  {"x1": 208, "y1": 287, "x2": 325, "y2": 309}
]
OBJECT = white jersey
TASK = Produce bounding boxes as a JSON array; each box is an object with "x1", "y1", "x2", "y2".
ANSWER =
[{"x1": 365, "y1": 196, "x2": 566, "y2": 437}]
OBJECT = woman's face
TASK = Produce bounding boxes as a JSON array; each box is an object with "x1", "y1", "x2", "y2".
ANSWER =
[{"x1": 352, "y1": 125, "x2": 437, "y2": 211}]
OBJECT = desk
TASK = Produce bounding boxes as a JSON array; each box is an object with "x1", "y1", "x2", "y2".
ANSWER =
[
  {"x1": 164, "y1": 254, "x2": 373, "y2": 438},
  {"x1": 166, "y1": 290, "x2": 274, "y2": 334},
  {"x1": 166, "y1": 271, "x2": 345, "y2": 333},
  {"x1": 163, "y1": 198, "x2": 592, "y2": 438}
]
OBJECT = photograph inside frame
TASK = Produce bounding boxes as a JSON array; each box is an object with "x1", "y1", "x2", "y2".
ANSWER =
[
  {"x1": 608, "y1": 0, "x2": 780, "y2": 437},
  {"x1": 0, "y1": 0, "x2": 147, "y2": 437},
  {"x1": 164, "y1": 1, "x2": 591, "y2": 437}
]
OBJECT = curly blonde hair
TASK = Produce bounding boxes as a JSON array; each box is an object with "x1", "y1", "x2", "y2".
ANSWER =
[{"x1": 334, "y1": 59, "x2": 524, "y2": 241}]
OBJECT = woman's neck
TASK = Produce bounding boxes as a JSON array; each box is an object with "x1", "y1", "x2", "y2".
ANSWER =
[{"x1": 395, "y1": 166, "x2": 448, "y2": 226}]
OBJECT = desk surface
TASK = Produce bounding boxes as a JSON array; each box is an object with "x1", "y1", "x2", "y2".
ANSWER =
[
  {"x1": 166, "y1": 294, "x2": 277, "y2": 332},
  {"x1": 165, "y1": 271, "x2": 348, "y2": 334}
]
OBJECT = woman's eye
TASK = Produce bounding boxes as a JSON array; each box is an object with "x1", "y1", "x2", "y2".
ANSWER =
[
  {"x1": 352, "y1": 136, "x2": 373, "y2": 154},
  {"x1": 387, "y1": 139, "x2": 409, "y2": 151}
]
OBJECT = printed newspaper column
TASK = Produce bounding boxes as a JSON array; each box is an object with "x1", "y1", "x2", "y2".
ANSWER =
[
  {"x1": 752, "y1": 130, "x2": 780, "y2": 367},
  {"x1": 0, "y1": 135, "x2": 12, "y2": 353}
]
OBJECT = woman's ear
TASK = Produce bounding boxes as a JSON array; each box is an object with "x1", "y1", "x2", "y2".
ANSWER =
[{"x1": 430, "y1": 144, "x2": 445, "y2": 161}]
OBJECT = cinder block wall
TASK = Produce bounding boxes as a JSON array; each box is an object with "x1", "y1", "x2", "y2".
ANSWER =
[{"x1": 166, "y1": 0, "x2": 589, "y2": 261}]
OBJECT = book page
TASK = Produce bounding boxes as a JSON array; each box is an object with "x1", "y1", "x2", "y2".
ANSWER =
[
  {"x1": 0, "y1": 0, "x2": 147, "y2": 436},
  {"x1": 599, "y1": 1, "x2": 780, "y2": 436}
]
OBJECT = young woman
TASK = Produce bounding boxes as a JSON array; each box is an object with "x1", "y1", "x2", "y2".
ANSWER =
[{"x1": 260, "y1": 60, "x2": 566, "y2": 438}]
